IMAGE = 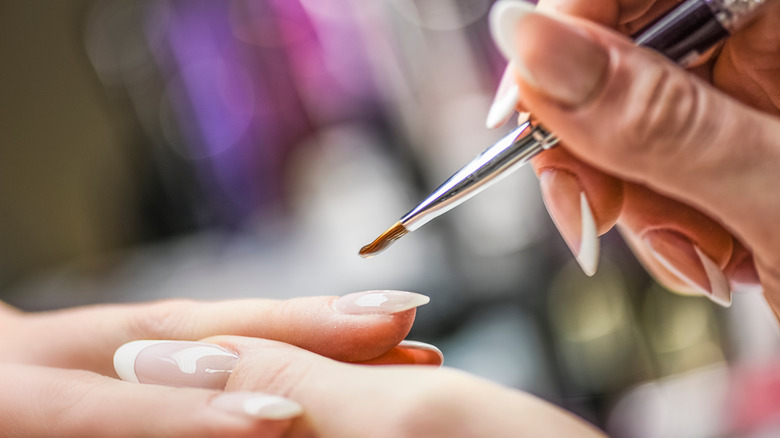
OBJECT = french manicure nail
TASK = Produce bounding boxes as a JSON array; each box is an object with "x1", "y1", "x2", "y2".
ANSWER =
[
  {"x1": 114, "y1": 340, "x2": 238, "y2": 389},
  {"x1": 694, "y1": 246, "x2": 732, "y2": 307},
  {"x1": 644, "y1": 230, "x2": 731, "y2": 307},
  {"x1": 332, "y1": 290, "x2": 430, "y2": 315},
  {"x1": 398, "y1": 340, "x2": 444, "y2": 366},
  {"x1": 489, "y1": 0, "x2": 608, "y2": 106},
  {"x1": 486, "y1": 63, "x2": 520, "y2": 129},
  {"x1": 539, "y1": 170, "x2": 599, "y2": 276},
  {"x1": 211, "y1": 392, "x2": 303, "y2": 420}
]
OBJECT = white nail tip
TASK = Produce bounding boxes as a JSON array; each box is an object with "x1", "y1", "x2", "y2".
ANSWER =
[
  {"x1": 213, "y1": 392, "x2": 303, "y2": 420},
  {"x1": 398, "y1": 340, "x2": 444, "y2": 360},
  {"x1": 486, "y1": 66, "x2": 519, "y2": 129},
  {"x1": 114, "y1": 340, "x2": 168, "y2": 384},
  {"x1": 694, "y1": 246, "x2": 732, "y2": 308},
  {"x1": 577, "y1": 193, "x2": 599, "y2": 277},
  {"x1": 647, "y1": 246, "x2": 709, "y2": 297},
  {"x1": 489, "y1": 0, "x2": 536, "y2": 62},
  {"x1": 241, "y1": 395, "x2": 303, "y2": 420}
]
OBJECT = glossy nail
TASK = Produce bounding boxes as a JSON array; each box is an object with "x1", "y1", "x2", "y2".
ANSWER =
[
  {"x1": 333, "y1": 290, "x2": 430, "y2": 315},
  {"x1": 114, "y1": 340, "x2": 238, "y2": 389},
  {"x1": 486, "y1": 63, "x2": 520, "y2": 129},
  {"x1": 359, "y1": 340, "x2": 444, "y2": 366},
  {"x1": 489, "y1": 1, "x2": 608, "y2": 106},
  {"x1": 539, "y1": 170, "x2": 599, "y2": 276},
  {"x1": 694, "y1": 246, "x2": 732, "y2": 307},
  {"x1": 397, "y1": 340, "x2": 444, "y2": 366},
  {"x1": 211, "y1": 392, "x2": 303, "y2": 420},
  {"x1": 644, "y1": 230, "x2": 731, "y2": 307}
]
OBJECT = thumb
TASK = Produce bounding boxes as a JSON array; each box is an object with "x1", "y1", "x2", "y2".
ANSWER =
[{"x1": 489, "y1": 2, "x2": 780, "y2": 250}]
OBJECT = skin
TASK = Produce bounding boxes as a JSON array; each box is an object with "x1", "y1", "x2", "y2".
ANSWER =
[
  {"x1": 211, "y1": 335, "x2": 607, "y2": 438},
  {"x1": 524, "y1": 0, "x2": 780, "y2": 308},
  {"x1": 0, "y1": 297, "x2": 423, "y2": 437}
]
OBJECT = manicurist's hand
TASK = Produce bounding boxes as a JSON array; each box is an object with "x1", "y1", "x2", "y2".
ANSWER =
[
  {"x1": 113, "y1": 336, "x2": 605, "y2": 438},
  {"x1": 486, "y1": 0, "x2": 780, "y2": 310},
  {"x1": 0, "y1": 291, "x2": 439, "y2": 436}
]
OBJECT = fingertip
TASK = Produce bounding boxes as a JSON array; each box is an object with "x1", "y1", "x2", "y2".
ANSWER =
[
  {"x1": 533, "y1": 147, "x2": 623, "y2": 233},
  {"x1": 534, "y1": 150, "x2": 623, "y2": 276},
  {"x1": 319, "y1": 306, "x2": 419, "y2": 362},
  {"x1": 639, "y1": 229, "x2": 732, "y2": 307}
]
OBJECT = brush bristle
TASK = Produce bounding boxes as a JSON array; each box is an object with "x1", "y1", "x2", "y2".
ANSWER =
[{"x1": 359, "y1": 222, "x2": 408, "y2": 258}]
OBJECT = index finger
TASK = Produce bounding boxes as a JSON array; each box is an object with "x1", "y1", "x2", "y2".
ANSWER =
[{"x1": 3, "y1": 291, "x2": 428, "y2": 375}]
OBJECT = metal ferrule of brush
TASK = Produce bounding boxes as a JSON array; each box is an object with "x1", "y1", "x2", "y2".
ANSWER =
[
  {"x1": 400, "y1": 121, "x2": 559, "y2": 231},
  {"x1": 708, "y1": 0, "x2": 767, "y2": 31}
]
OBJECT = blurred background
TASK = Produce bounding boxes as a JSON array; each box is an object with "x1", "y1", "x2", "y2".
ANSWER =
[{"x1": 2, "y1": 1, "x2": 780, "y2": 436}]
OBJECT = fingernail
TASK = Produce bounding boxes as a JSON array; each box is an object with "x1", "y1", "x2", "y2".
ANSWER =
[
  {"x1": 333, "y1": 290, "x2": 430, "y2": 315},
  {"x1": 489, "y1": 0, "x2": 608, "y2": 106},
  {"x1": 211, "y1": 392, "x2": 303, "y2": 420},
  {"x1": 644, "y1": 230, "x2": 732, "y2": 307},
  {"x1": 694, "y1": 246, "x2": 732, "y2": 307},
  {"x1": 114, "y1": 340, "x2": 238, "y2": 389},
  {"x1": 486, "y1": 63, "x2": 520, "y2": 129},
  {"x1": 398, "y1": 340, "x2": 444, "y2": 366},
  {"x1": 539, "y1": 170, "x2": 599, "y2": 276}
]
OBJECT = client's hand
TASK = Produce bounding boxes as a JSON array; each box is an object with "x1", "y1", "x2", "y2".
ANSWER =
[
  {"x1": 114, "y1": 336, "x2": 604, "y2": 438},
  {"x1": 0, "y1": 291, "x2": 438, "y2": 436},
  {"x1": 486, "y1": 0, "x2": 780, "y2": 310}
]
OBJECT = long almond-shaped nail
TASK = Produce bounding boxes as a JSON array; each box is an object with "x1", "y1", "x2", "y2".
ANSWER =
[
  {"x1": 397, "y1": 340, "x2": 444, "y2": 366},
  {"x1": 333, "y1": 290, "x2": 430, "y2": 315},
  {"x1": 486, "y1": 63, "x2": 520, "y2": 129},
  {"x1": 539, "y1": 170, "x2": 599, "y2": 276},
  {"x1": 694, "y1": 246, "x2": 732, "y2": 307},
  {"x1": 644, "y1": 230, "x2": 731, "y2": 307},
  {"x1": 114, "y1": 340, "x2": 238, "y2": 389},
  {"x1": 358, "y1": 340, "x2": 444, "y2": 366},
  {"x1": 211, "y1": 392, "x2": 303, "y2": 420},
  {"x1": 489, "y1": 0, "x2": 608, "y2": 106}
]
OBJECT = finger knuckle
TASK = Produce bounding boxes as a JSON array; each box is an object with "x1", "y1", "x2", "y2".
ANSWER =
[
  {"x1": 616, "y1": 64, "x2": 704, "y2": 174},
  {"x1": 128, "y1": 299, "x2": 199, "y2": 339},
  {"x1": 228, "y1": 344, "x2": 314, "y2": 399}
]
